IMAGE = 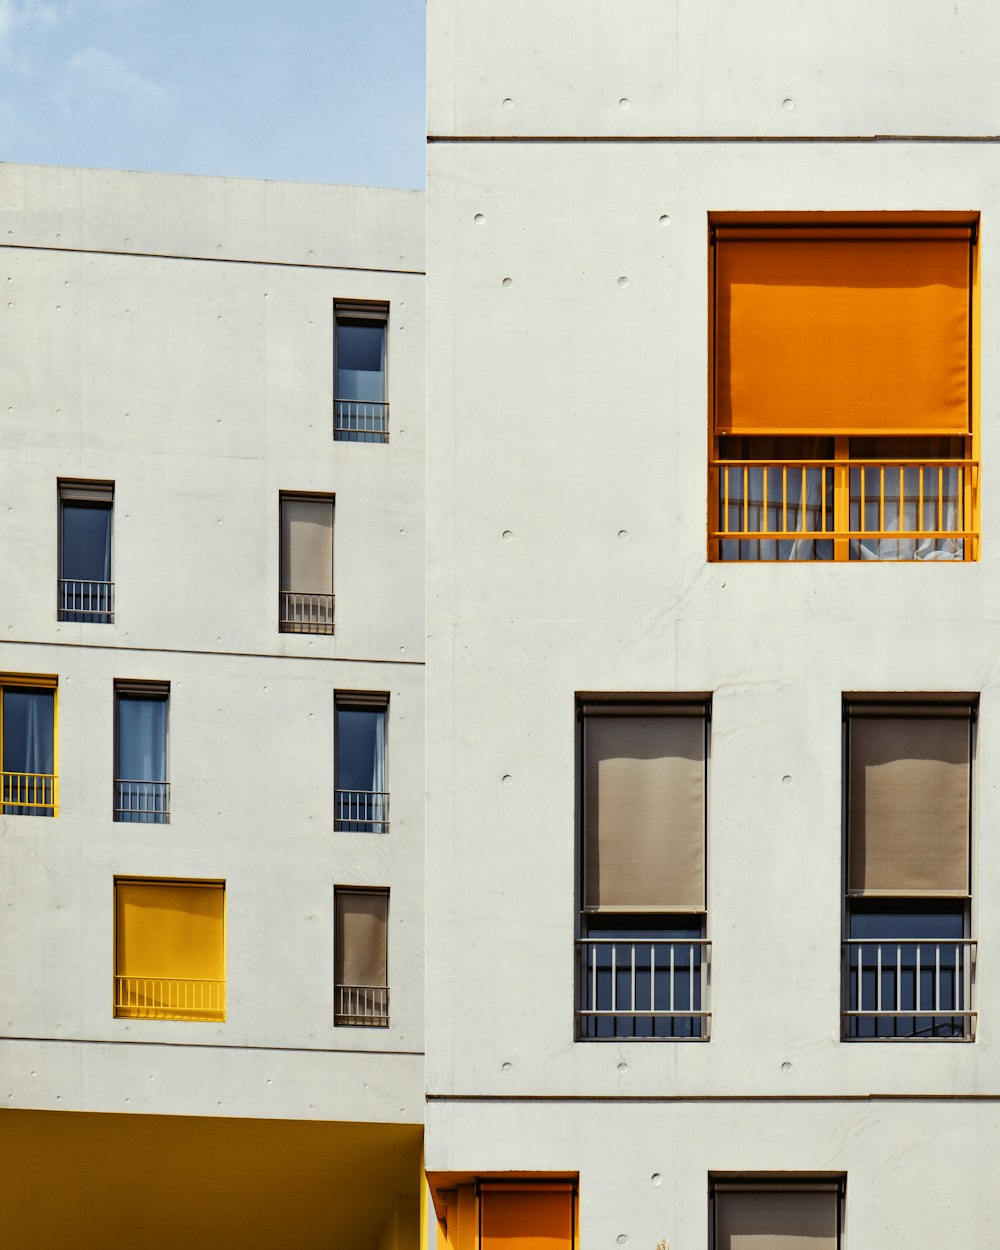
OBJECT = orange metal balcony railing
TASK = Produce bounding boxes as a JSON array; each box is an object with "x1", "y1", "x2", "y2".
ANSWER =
[
  {"x1": 1, "y1": 771, "x2": 57, "y2": 816},
  {"x1": 710, "y1": 459, "x2": 978, "y2": 561},
  {"x1": 114, "y1": 976, "x2": 226, "y2": 1022}
]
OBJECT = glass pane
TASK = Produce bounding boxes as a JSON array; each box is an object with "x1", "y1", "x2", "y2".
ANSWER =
[
  {"x1": 2, "y1": 688, "x2": 55, "y2": 815},
  {"x1": 117, "y1": 696, "x2": 167, "y2": 782},
  {"x1": 61, "y1": 503, "x2": 111, "y2": 581},
  {"x1": 336, "y1": 321, "x2": 385, "y2": 402},
  {"x1": 337, "y1": 708, "x2": 383, "y2": 791}
]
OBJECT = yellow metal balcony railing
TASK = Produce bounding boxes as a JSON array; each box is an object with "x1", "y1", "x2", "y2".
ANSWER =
[
  {"x1": 710, "y1": 459, "x2": 978, "y2": 561},
  {"x1": 1, "y1": 771, "x2": 57, "y2": 816},
  {"x1": 114, "y1": 976, "x2": 226, "y2": 1022}
]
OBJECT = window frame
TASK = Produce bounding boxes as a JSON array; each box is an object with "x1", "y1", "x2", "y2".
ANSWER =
[
  {"x1": 707, "y1": 212, "x2": 980, "y2": 563},
  {"x1": 333, "y1": 299, "x2": 390, "y2": 444},
  {"x1": 113, "y1": 680, "x2": 170, "y2": 824},
  {"x1": 334, "y1": 691, "x2": 390, "y2": 833},
  {"x1": 0, "y1": 673, "x2": 59, "y2": 817},
  {"x1": 278, "y1": 491, "x2": 336, "y2": 635},
  {"x1": 57, "y1": 479, "x2": 115, "y2": 623},
  {"x1": 575, "y1": 695, "x2": 711, "y2": 1042},
  {"x1": 113, "y1": 876, "x2": 226, "y2": 1023},
  {"x1": 841, "y1": 696, "x2": 977, "y2": 1041},
  {"x1": 709, "y1": 1175, "x2": 846, "y2": 1250},
  {"x1": 334, "y1": 885, "x2": 390, "y2": 1028}
]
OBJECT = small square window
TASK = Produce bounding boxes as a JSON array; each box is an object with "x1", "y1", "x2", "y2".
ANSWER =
[
  {"x1": 335, "y1": 693, "x2": 389, "y2": 833},
  {"x1": 334, "y1": 301, "x2": 389, "y2": 443},
  {"x1": 114, "y1": 878, "x2": 225, "y2": 1021},
  {"x1": 114, "y1": 681, "x2": 169, "y2": 823},
  {"x1": 335, "y1": 887, "x2": 389, "y2": 1027},
  {"x1": 58, "y1": 480, "x2": 114, "y2": 622}
]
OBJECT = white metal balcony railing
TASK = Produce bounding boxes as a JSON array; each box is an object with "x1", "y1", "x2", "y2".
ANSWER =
[
  {"x1": 334, "y1": 399, "x2": 389, "y2": 443},
  {"x1": 114, "y1": 976, "x2": 226, "y2": 1021},
  {"x1": 843, "y1": 938, "x2": 976, "y2": 1040},
  {"x1": 335, "y1": 789, "x2": 389, "y2": 833},
  {"x1": 1, "y1": 770, "x2": 57, "y2": 816},
  {"x1": 711, "y1": 459, "x2": 977, "y2": 560},
  {"x1": 114, "y1": 779, "x2": 170, "y2": 823},
  {"x1": 279, "y1": 591, "x2": 335, "y2": 634},
  {"x1": 58, "y1": 578, "x2": 114, "y2": 622},
  {"x1": 335, "y1": 984, "x2": 389, "y2": 1027},
  {"x1": 577, "y1": 938, "x2": 710, "y2": 1040}
]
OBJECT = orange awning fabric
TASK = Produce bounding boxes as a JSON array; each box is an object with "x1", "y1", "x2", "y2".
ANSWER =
[
  {"x1": 480, "y1": 1184, "x2": 574, "y2": 1250},
  {"x1": 714, "y1": 226, "x2": 972, "y2": 437}
]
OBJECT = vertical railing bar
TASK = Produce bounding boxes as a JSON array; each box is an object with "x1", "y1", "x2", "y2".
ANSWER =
[
  {"x1": 935, "y1": 946, "x2": 941, "y2": 1014},
  {"x1": 723, "y1": 468, "x2": 730, "y2": 536},
  {"x1": 896, "y1": 945, "x2": 902, "y2": 1015},
  {"x1": 876, "y1": 944, "x2": 882, "y2": 1014},
  {"x1": 689, "y1": 945, "x2": 695, "y2": 1020},
  {"x1": 630, "y1": 945, "x2": 636, "y2": 1015},
  {"x1": 611, "y1": 944, "x2": 617, "y2": 1014},
  {"x1": 650, "y1": 944, "x2": 656, "y2": 1013},
  {"x1": 916, "y1": 946, "x2": 921, "y2": 1014},
  {"x1": 743, "y1": 465, "x2": 749, "y2": 535},
  {"x1": 669, "y1": 945, "x2": 676, "y2": 1013}
]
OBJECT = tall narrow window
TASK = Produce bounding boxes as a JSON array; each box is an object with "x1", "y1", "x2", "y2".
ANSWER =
[
  {"x1": 335, "y1": 693, "x2": 389, "y2": 832},
  {"x1": 279, "y1": 493, "x2": 335, "y2": 634},
  {"x1": 843, "y1": 700, "x2": 975, "y2": 1040},
  {"x1": 709, "y1": 217, "x2": 978, "y2": 561},
  {"x1": 577, "y1": 699, "x2": 710, "y2": 1040},
  {"x1": 335, "y1": 887, "x2": 389, "y2": 1027},
  {"x1": 115, "y1": 681, "x2": 169, "y2": 823},
  {"x1": 114, "y1": 879, "x2": 225, "y2": 1021},
  {"x1": 1, "y1": 675, "x2": 57, "y2": 816},
  {"x1": 711, "y1": 1178, "x2": 844, "y2": 1250},
  {"x1": 59, "y1": 480, "x2": 114, "y2": 622},
  {"x1": 334, "y1": 300, "x2": 389, "y2": 443}
]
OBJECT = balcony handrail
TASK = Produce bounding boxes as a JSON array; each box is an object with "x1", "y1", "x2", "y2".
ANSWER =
[
  {"x1": 114, "y1": 974, "x2": 226, "y2": 1020},
  {"x1": 58, "y1": 577, "x2": 115, "y2": 622},
  {"x1": 842, "y1": 937, "x2": 975, "y2": 1039},
  {"x1": 842, "y1": 938, "x2": 977, "y2": 948},
  {"x1": 581, "y1": 937, "x2": 711, "y2": 946},
  {"x1": 279, "y1": 590, "x2": 335, "y2": 634},
  {"x1": 335, "y1": 983, "x2": 390, "y2": 1026},
  {"x1": 2, "y1": 770, "x2": 58, "y2": 812},
  {"x1": 576, "y1": 937, "x2": 710, "y2": 1039},
  {"x1": 114, "y1": 778, "x2": 171, "y2": 820},
  {"x1": 712, "y1": 458, "x2": 978, "y2": 467}
]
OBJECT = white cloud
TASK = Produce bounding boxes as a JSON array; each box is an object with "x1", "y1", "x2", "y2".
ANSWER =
[
  {"x1": 57, "y1": 44, "x2": 164, "y2": 111},
  {"x1": 0, "y1": 1, "x2": 72, "y2": 67}
]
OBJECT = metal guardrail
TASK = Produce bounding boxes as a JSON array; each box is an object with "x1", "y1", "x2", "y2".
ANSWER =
[
  {"x1": 335, "y1": 789, "x2": 389, "y2": 833},
  {"x1": 58, "y1": 578, "x2": 114, "y2": 622},
  {"x1": 842, "y1": 937, "x2": 976, "y2": 1040},
  {"x1": 710, "y1": 459, "x2": 977, "y2": 559},
  {"x1": 115, "y1": 779, "x2": 170, "y2": 823},
  {"x1": 279, "y1": 591, "x2": 335, "y2": 634},
  {"x1": 1, "y1": 770, "x2": 57, "y2": 815},
  {"x1": 335, "y1": 984, "x2": 389, "y2": 1027},
  {"x1": 577, "y1": 938, "x2": 710, "y2": 1040},
  {"x1": 334, "y1": 399, "x2": 389, "y2": 443},
  {"x1": 114, "y1": 976, "x2": 226, "y2": 1021}
]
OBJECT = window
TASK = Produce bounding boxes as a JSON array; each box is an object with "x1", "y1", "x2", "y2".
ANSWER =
[
  {"x1": 58, "y1": 480, "x2": 114, "y2": 622},
  {"x1": 335, "y1": 693, "x2": 389, "y2": 832},
  {"x1": 334, "y1": 300, "x2": 389, "y2": 443},
  {"x1": 115, "y1": 681, "x2": 169, "y2": 823},
  {"x1": 577, "y1": 699, "x2": 709, "y2": 1040},
  {"x1": 479, "y1": 1181, "x2": 576, "y2": 1250},
  {"x1": 114, "y1": 879, "x2": 225, "y2": 1021},
  {"x1": 1, "y1": 674, "x2": 57, "y2": 816},
  {"x1": 279, "y1": 493, "x2": 335, "y2": 634},
  {"x1": 843, "y1": 700, "x2": 975, "y2": 1039},
  {"x1": 711, "y1": 1178, "x2": 844, "y2": 1250},
  {"x1": 709, "y1": 217, "x2": 978, "y2": 561},
  {"x1": 335, "y1": 887, "x2": 389, "y2": 1026}
]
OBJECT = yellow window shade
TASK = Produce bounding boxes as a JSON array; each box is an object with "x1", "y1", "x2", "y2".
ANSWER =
[
  {"x1": 714, "y1": 226, "x2": 972, "y2": 437},
  {"x1": 480, "y1": 1185, "x2": 574, "y2": 1250},
  {"x1": 116, "y1": 880, "x2": 225, "y2": 981}
]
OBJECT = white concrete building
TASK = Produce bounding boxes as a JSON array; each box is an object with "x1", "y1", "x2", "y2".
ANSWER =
[
  {"x1": 0, "y1": 164, "x2": 426, "y2": 1248},
  {"x1": 425, "y1": 1, "x2": 1000, "y2": 1247},
  {"x1": 3, "y1": 3, "x2": 1000, "y2": 1246}
]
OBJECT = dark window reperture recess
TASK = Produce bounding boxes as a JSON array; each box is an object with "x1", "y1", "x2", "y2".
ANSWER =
[
  {"x1": 335, "y1": 694, "x2": 389, "y2": 833},
  {"x1": 59, "y1": 481, "x2": 114, "y2": 622},
  {"x1": 334, "y1": 301, "x2": 389, "y2": 443}
]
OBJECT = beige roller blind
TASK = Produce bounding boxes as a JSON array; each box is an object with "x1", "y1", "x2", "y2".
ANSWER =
[
  {"x1": 584, "y1": 713, "x2": 705, "y2": 912},
  {"x1": 848, "y1": 713, "x2": 971, "y2": 896},
  {"x1": 715, "y1": 1188, "x2": 838, "y2": 1250},
  {"x1": 335, "y1": 890, "x2": 387, "y2": 987},
  {"x1": 280, "y1": 496, "x2": 333, "y2": 593}
]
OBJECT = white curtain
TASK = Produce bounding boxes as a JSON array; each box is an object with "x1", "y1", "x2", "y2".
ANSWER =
[{"x1": 850, "y1": 464, "x2": 962, "y2": 561}]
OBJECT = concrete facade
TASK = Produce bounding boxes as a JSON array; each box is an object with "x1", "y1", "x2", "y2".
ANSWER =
[
  {"x1": 0, "y1": 164, "x2": 426, "y2": 1248},
  {"x1": 425, "y1": 1, "x2": 1000, "y2": 1246}
]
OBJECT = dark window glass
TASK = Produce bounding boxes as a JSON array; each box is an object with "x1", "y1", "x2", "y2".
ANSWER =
[
  {"x1": 60, "y1": 502, "x2": 113, "y2": 622},
  {"x1": 2, "y1": 688, "x2": 55, "y2": 816},
  {"x1": 335, "y1": 705, "x2": 387, "y2": 833},
  {"x1": 336, "y1": 321, "x2": 386, "y2": 403},
  {"x1": 116, "y1": 694, "x2": 169, "y2": 823}
]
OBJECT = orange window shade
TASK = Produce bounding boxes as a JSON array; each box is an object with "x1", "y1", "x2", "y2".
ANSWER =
[
  {"x1": 480, "y1": 1186, "x2": 574, "y2": 1250},
  {"x1": 116, "y1": 881, "x2": 225, "y2": 981},
  {"x1": 714, "y1": 227, "x2": 971, "y2": 437}
]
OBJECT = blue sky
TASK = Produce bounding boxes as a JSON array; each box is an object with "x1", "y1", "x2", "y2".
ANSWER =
[{"x1": 0, "y1": 1, "x2": 426, "y2": 187}]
